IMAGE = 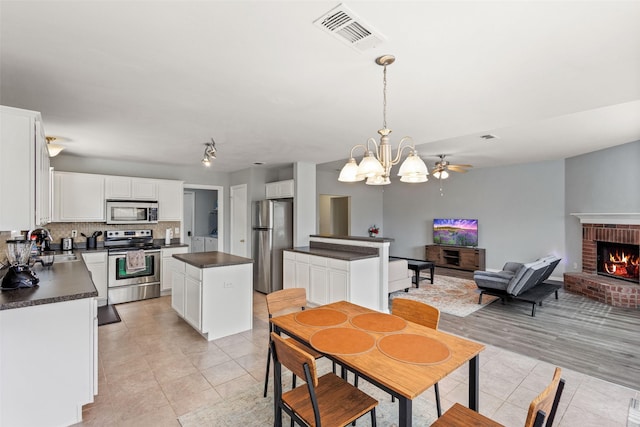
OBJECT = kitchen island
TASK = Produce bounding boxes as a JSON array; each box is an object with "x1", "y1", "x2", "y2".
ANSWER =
[
  {"x1": 284, "y1": 235, "x2": 395, "y2": 312},
  {"x1": 170, "y1": 251, "x2": 253, "y2": 340},
  {"x1": 0, "y1": 259, "x2": 98, "y2": 427}
]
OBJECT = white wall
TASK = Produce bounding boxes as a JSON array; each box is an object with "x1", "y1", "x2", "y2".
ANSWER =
[{"x1": 382, "y1": 159, "x2": 566, "y2": 272}]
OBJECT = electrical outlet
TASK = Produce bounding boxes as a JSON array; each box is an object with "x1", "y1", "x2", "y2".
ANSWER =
[
  {"x1": 71, "y1": 230, "x2": 77, "y2": 238},
  {"x1": 573, "y1": 262, "x2": 578, "y2": 270},
  {"x1": 224, "y1": 282, "x2": 233, "y2": 288},
  {"x1": 174, "y1": 227, "x2": 180, "y2": 235}
]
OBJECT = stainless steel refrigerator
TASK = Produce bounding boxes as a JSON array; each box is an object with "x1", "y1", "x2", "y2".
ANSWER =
[{"x1": 252, "y1": 199, "x2": 293, "y2": 294}]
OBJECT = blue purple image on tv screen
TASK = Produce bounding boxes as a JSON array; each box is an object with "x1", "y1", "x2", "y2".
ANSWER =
[{"x1": 433, "y1": 218, "x2": 478, "y2": 247}]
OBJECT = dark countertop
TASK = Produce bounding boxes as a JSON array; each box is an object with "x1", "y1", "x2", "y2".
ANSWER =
[
  {"x1": 173, "y1": 251, "x2": 253, "y2": 269},
  {"x1": 0, "y1": 259, "x2": 97, "y2": 310},
  {"x1": 285, "y1": 247, "x2": 379, "y2": 261},
  {"x1": 310, "y1": 234, "x2": 395, "y2": 243}
]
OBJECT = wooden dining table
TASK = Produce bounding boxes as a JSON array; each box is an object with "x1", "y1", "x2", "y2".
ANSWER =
[{"x1": 270, "y1": 300, "x2": 485, "y2": 427}]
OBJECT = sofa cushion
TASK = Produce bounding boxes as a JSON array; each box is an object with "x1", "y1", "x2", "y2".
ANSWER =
[
  {"x1": 473, "y1": 270, "x2": 513, "y2": 291},
  {"x1": 507, "y1": 261, "x2": 548, "y2": 296}
]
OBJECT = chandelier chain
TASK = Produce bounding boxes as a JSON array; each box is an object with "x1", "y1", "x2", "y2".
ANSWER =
[{"x1": 382, "y1": 64, "x2": 387, "y2": 130}]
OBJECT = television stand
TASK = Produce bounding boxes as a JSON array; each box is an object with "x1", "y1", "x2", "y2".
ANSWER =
[{"x1": 425, "y1": 245, "x2": 486, "y2": 272}]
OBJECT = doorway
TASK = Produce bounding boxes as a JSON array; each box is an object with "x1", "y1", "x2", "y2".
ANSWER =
[
  {"x1": 318, "y1": 194, "x2": 350, "y2": 236},
  {"x1": 183, "y1": 184, "x2": 224, "y2": 253}
]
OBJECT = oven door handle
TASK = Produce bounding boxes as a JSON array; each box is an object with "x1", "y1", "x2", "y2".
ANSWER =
[{"x1": 109, "y1": 250, "x2": 161, "y2": 257}]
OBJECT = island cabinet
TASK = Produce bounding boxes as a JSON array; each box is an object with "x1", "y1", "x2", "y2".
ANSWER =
[
  {"x1": 283, "y1": 251, "x2": 379, "y2": 309},
  {"x1": 170, "y1": 252, "x2": 253, "y2": 341},
  {"x1": 82, "y1": 251, "x2": 108, "y2": 306}
]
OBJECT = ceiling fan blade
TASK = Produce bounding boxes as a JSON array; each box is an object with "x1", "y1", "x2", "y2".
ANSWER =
[
  {"x1": 449, "y1": 164, "x2": 473, "y2": 168},
  {"x1": 447, "y1": 166, "x2": 470, "y2": 173}
]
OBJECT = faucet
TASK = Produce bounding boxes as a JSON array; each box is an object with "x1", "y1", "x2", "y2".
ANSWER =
[{"x1": 26, "y1": 228, "x2": 52, "y2": 253}]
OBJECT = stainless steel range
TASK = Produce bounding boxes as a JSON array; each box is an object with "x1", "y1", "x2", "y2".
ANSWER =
[{"x1": 105, "y1": 229, "x2": 161, "y2": 304}]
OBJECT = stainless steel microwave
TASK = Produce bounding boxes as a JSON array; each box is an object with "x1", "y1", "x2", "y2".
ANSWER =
[{"x1": 106, "y1": 200, "x2": 159, "y2": 224}]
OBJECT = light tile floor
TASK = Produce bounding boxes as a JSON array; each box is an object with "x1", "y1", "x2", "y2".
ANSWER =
[{"x1": 75, "y1": 293, "x2": 638, "y2": 426}]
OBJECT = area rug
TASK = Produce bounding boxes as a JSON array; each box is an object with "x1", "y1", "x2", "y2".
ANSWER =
[
  {"x1": 97, "y1": 304, "x2": 121, "y2": 326},
  {"x1": 389, "y1": 274, "x2": 498, "y2": 317},
  {"x1": 178, "y1": 378, "x2": 437, "y2": 426}
]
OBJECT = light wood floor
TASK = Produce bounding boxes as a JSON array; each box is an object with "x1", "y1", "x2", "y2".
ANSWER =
[{"x1": 434, "y1": 267, "x2": 640, "y2": 390}]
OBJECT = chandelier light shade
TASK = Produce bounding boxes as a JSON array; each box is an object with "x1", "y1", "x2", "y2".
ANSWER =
[
  {"x1": 338, "y1": 55, "x2": 428, "y2": 185},
  {"x1": 45, "y1": 136, "x2": 64, "y2": 157},
  {"x1": 201, "y1": 138, "x2": 217, "y2": 167}
]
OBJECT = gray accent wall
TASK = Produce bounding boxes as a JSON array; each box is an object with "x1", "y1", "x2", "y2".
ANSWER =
[
  {"x1": 564, "y1": 140, "x2": 640, "y2": 273},
  {"x1": 382, "y1": 159, "x2": 566, "y2": 273}
]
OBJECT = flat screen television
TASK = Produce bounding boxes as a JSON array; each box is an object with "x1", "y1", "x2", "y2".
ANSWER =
[{"x1": 433, "y1": 218, "x2": 478, "y2": 247}]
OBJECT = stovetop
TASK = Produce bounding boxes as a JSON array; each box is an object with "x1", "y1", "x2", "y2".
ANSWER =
[{"x1": 104, "y1": 229, "x2": 158, "y2": 252}]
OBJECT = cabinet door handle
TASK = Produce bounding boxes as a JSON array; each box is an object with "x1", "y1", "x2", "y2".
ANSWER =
[{"x1": 240, "y1": 239, "x2": 245, "y2": 243}]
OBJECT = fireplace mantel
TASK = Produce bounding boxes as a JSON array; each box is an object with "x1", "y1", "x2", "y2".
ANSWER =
[{"x1": 570, "y1": 213, "x2": 640, "y2": 225}]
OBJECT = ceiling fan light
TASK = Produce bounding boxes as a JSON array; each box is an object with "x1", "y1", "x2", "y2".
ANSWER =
[
  {"x1": 397, "y1": 152, "x2": 428, "y2": 176},
  {"x1": 357, "y1": 151, "x2": 384, "y2": 178},
  {"x1": 433, "y1": 170, "x2": 449, "y2": 180},
  {"x1": 47, "y1": 143, "x2": 64, "y2": 157},
  {"x1": 202, "y1": 157, "x2": 211, "y2": 167},
  {"x1": 338, "y1": 158, "x2": 364, "y2": 182},
  {"x1": 365, "y1": 175, "x2": 390, "y2": 185}
]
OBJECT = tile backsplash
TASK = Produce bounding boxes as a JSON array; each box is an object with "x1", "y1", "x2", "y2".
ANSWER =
[{"x1": 0, "y1": 221, "x2": 180, "y2": 262}]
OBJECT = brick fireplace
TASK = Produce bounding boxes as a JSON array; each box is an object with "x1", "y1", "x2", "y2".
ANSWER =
[{"x1": 565, "y1": 216, "x2": 640, "y2": 308}]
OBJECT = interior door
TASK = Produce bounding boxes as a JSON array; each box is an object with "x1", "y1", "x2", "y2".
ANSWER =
[
  {"x1": 230, "y1": 184, "x2": 248, "y2": 257},
  {"x1": 183, "y1": 191, "x2": 195, "y2": 252}
]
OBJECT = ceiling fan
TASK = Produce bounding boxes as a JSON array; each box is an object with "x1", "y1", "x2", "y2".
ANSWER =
[{"x1": 431, "y1": 154, "x2": 473, "y2": 179}]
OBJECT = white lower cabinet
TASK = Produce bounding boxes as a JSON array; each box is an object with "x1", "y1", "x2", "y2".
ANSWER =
[
  {"x1": 0, "y1": 298, "x2": 96, "y2": 427},
  {"x1": 309, "y1": 255, "x2": 329, "y2": 305},
  {"x1": 184, "y1": 264, "x2": 202, "y2": 330},
  {"x1": 283, "y1": 251, "x2": 378, "y2": 307},
  {"x1": 82, "y1": 251, "x2": 108, "y2": 306},
  {"x1": 161, "y1": 246, "x2": 189, "y2": 292},
  {"x1": 284, "y1": 252, "x2": 310, "y2": 297},
  {"x1": 171, "y1": 260, "x2": 186, "y2": 316}
]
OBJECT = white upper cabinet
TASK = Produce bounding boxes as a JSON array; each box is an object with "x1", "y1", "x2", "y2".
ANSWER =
[
  {"x1": 0, "y1": 106, "x2": 49, "y2": 230},
  {"x1": 53, "y1": 171, "x2": 105, "y2": 222},
  {"x1": 156, "y1": 179, "x2": 183, "y2": 221},
  {"x1": 105, "y1": 176, "x2": 158, "y2": 200},
  {"x1": 266, "y1": 179, "x2": 294, "y2": 199}
]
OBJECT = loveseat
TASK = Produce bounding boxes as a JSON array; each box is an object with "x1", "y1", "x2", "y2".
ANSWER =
[
  {"x1": 388, "y1": 258, "x2": 412, "y2": 293},
  {"x1": 474, "y1": 255, "x2": 561, "y2": 316}
]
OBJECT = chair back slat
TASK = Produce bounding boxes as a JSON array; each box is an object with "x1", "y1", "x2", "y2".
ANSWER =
[
  {"x1": 525, "y1": 367, "x2": 563, "y2": 427},
  {"x1": 267, "y1": 288, "x2": 307, "y2": 316},
  {"x1": 271, "y1": 332, "x2": 318, "y2": 387},
  {"x1": 392, "y1": 298, "x2": 440, "y2": 330}
]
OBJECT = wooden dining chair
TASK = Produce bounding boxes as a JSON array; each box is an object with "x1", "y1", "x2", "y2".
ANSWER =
[
  {"x1": 263, "y1": 288, "x2": 324, "y2": 398},
  {"x1": 391, "y1": 298, "x2": 443, "y2": 417},
  {"x1": 430, "y1": 367, "x2": 565, "y2": 427},
  {"x1": 271, "y1": 332, "x2": 379, "y2": 427}
]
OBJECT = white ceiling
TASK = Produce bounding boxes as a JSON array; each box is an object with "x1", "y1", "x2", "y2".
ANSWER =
[{"x1": 2, "y1": 1, "x2": 639, "y2": 173}]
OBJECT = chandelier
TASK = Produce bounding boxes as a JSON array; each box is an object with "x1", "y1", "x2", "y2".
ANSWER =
[
  {"x1": 201, "y1": 138, "x2": 217, "y2": 167},
  {"x1": 338, "y1": 55, "x2": 428, "y2": 185}
]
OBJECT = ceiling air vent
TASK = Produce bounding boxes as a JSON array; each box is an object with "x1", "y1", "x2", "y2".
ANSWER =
[{"x1": 313, "y1": 4, "x2": 386, "y2": 52}]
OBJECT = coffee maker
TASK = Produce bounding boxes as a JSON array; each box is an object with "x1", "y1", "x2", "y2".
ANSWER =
[{"x1": 1, "y1": 240, "x2": 39, "y2": 290}]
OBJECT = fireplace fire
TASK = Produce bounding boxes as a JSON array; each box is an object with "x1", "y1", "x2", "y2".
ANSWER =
[{"x1": 597, "y1": 241, "x2": 640, "y2": 283}]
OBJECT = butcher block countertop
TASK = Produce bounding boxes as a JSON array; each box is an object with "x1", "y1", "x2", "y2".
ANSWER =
[{"x1": 173, "y1": 251, "x2": 253, "y2": 269}]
